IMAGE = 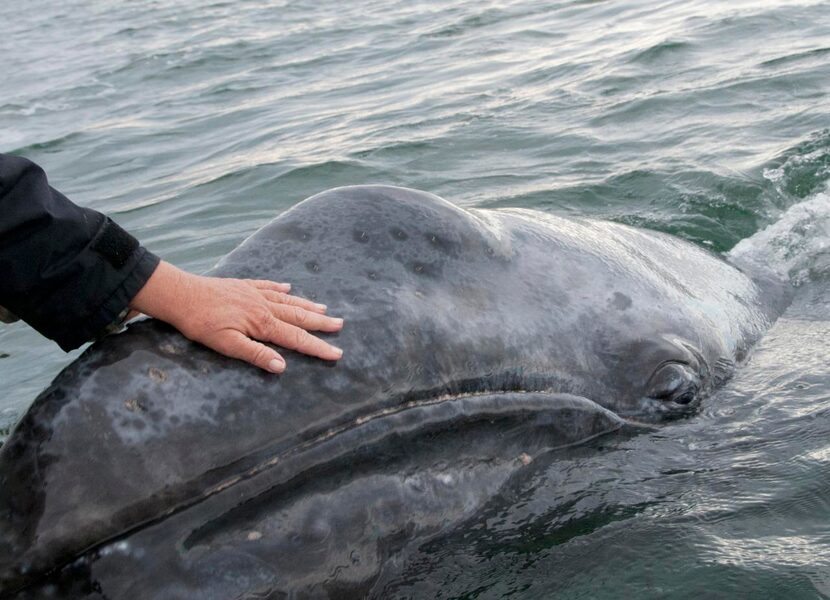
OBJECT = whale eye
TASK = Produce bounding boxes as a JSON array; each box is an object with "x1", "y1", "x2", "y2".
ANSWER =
[{"x1": 647, "y1": 363, "x2": 700, "y2": 405}]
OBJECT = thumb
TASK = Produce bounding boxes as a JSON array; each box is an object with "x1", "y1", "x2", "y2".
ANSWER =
[{"x1": 211, "y1": 330, "x2": 286, "y2": 373}]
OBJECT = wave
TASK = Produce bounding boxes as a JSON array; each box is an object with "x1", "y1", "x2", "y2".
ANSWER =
[
  {"x1": 726, "y1": 129, "x2": 830, "y2": 285},
  {"x1": 728, "y1": 186, "x2": 830, "y2": 285}
]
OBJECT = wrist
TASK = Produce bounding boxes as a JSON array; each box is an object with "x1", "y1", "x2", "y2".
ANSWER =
[{"x1": 129, "y1": 260, "x2": 194, "y2": 325}]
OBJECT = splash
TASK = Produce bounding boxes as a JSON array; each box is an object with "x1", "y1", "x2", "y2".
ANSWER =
[{"x1": 728, "y1": 186, "x2": 830, "y2": 286}]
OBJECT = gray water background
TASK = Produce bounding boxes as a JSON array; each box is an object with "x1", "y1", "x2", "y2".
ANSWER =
[{"x1": 1, "y1": 0, "x2": 829, "y2": 597}]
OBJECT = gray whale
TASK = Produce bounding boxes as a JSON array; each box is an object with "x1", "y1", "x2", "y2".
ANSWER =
[{"x1": 0, "y1": 186, "x2": 788, "y2": 598}]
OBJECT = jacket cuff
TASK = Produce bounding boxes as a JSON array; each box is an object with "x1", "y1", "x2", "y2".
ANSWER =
[
  {"x1": 55, "y1": 221, "x2": 161, "y2": 351},
  {"x1": 79, "y1": 245, "x2": 161, "y2": 350}
]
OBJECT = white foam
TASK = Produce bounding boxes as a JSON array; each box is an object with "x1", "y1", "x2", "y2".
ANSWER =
[{"x1": 728, "y1": 187, "x2": 830, "y2": 286}]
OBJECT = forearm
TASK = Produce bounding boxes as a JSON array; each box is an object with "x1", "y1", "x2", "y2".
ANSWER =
[{"x1": 0, "y1": 153, "x2": 159, "y2": 350}]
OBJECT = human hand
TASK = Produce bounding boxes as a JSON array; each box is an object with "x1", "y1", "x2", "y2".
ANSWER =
[{"x1": 129, "y1": 261, "x2": 343, "y2": 373}]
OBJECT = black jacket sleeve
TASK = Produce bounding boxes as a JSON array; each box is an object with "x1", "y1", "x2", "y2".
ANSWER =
[{"x1": 0, "y1": 153, "x2": 160, "y2": 351}]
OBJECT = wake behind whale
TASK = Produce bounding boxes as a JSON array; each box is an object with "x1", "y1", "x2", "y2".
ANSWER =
[{"x1": 0, "y1": 186, "x2": 790, "y2": 598}]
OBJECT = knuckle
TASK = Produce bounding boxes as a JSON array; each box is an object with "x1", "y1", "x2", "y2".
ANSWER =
[
  {"x1": 292, "y1": 306, "x2": 308, "y2": 325},
  {"x1": 251, "y1": 345, "x2": 271, "y2": 366},
  {"x1": 253, "y1": 305, "x2": 272, "y2": 326},
  {"x1": 269, "y1": 320, "x2": 290, "y2": 343},
  {"x1": 292, "y1": 328, "x2": 310, "y2": 348},
  {"x1": 258, "y1": 317, "x2": 279, "y2": 340}
]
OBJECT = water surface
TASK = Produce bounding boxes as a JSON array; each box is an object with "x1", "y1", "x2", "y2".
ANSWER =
[{"x1": 1, "y1": 0, "x2": 829, "y2": 597}]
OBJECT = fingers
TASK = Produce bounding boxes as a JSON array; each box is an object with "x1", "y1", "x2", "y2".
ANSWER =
[
  {"x1": 264, "y1": 318, "x2": 343, "y2": 362},
  {"x1": 213, "y1": 330, "x2": 287, "y2": 373},
  {"x1": 261, "y1": 290, "x2": 328, "y2": 314},
  {"x1": 251, "y1": 280, "x2": 292, "y2": 294},
  {"x1": 270, "y1": 303, "x2": 343, "y2": 332},
  {"x1": 247, "y1": 280, "x2": 328, "y2": 314}
]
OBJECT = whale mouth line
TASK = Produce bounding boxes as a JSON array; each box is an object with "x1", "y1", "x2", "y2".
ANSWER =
[
  {"x1": 11, "y1": 388, "x2": 632, "y2": 594},
  {"x1": 51, "y1": 391, "x2": 621, "y2": 570},
  {"x1": 205, "y1": 389, "x2": 616, "y2": 497},
  {"x1": 355, "y1": 388, "x2": 589, "y2": 430},
  {"x1": 180, "y1": 389, "x2": 632, "y2": 551}
]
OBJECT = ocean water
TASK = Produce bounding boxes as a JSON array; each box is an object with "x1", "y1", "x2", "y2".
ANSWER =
[{"x1": 1, "y1": 0, "x2": 829, "y2": 597}]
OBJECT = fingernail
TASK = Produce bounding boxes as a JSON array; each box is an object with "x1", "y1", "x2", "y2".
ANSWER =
[
  {"x1": 332, "y1": 347, "x2": 343, "y2": 359},
  {"x1": 315, "y1": 303, "x2": 327, "y2": 311},
  {"x1": 333, "y1": 318, "x2": 344, "y2": 327},
  {"x1": 268, "y1": 358, "x2": 285, "y2": 373}
]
